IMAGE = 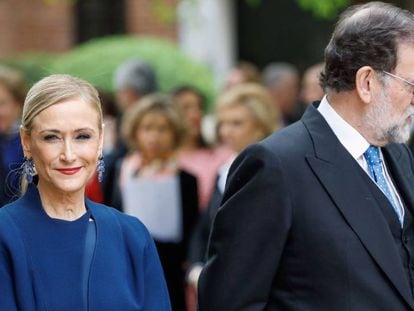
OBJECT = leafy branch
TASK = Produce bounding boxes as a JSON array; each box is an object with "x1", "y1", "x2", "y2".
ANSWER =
[
  {"x1": 244, "y1": 0, "x2": 351, "y2": 19},
  {"x1": 296, "y1": 0, "x2": 350, "y2": 19}
]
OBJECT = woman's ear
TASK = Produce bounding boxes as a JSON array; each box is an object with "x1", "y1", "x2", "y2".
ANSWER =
[
  {"x1": 20, "y1": 126, "x2": 31, "y2": 158},
  {"x1": 355, "y1": 66, "x2": 375, "y2": 104}
]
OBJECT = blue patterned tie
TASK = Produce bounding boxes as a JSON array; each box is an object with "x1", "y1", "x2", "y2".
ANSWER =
[{"x1": 364, "y1": 146, "x2": 403, "y2": 225}]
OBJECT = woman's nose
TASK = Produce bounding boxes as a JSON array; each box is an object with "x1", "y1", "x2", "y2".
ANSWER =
[{"x1": 60, "y1": 140, "x2": 76, "y2": 162}]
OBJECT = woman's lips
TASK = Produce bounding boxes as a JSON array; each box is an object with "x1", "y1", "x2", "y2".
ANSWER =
[{"x1": 57, "y1": 167, "x2": 82, "y2": 175}]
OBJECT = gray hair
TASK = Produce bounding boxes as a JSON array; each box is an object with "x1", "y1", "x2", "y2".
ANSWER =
[
  {"x1": 113, "y1": 58, "x2": 158, "y2": 96},
  {"x1": 321, "y1": 1, "x2": 414, "y2": 92},
  {"x1": 262, "y1": 62, "x2": 299, "y2": 88}
]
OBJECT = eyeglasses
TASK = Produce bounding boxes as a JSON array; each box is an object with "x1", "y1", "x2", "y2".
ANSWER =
[{"x1": 382, "y1": 70, "x2": 414, "y2": 94}]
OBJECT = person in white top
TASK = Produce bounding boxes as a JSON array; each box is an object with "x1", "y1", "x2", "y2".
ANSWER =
[{"x1": 198, "y1": 2, "x2": 414, "y2": 310}]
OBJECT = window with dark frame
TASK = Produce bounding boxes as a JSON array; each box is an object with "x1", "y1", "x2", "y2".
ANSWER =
[{"x1": 75, "y1": 0, "x2": 126, "y2": 43}]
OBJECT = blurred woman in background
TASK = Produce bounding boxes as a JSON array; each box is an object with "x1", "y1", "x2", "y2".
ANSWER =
[
  {"x1": 113, "y1": 94, "x2": 199, "y2": 311},
  {"x1": 186, "y1": 83, "x2": 280, "y2": 307},
  {"x1": 0, "y1": 65, "x2": 26, "y2": 207},
  {"x1": 172, "y1": 86, "x2": 231, "y2": 212}
]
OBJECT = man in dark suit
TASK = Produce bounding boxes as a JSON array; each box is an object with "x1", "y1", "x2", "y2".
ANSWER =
[{"x1": 198, "y1": 2, "x2": 414, "y2": 310}]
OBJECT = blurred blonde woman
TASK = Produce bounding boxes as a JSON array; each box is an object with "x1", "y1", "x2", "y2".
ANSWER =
[
  {"x1": 187, "y1": 83, "x2": 279, "y2": 299},
  {"x1": 113, "y1": 94, "x2": 199, "y2": 311}
]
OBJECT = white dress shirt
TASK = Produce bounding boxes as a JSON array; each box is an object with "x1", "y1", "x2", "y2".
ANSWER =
[{"x1": 318, "y1": 96, "x2": 404, "y2": 225}]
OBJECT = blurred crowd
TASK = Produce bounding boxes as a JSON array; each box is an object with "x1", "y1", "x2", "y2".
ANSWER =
[{"x1": 0, "y1": 58, "x2": 326, "y2": 310}]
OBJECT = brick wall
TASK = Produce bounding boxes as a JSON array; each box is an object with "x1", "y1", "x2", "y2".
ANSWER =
[
  {"x1": 0, "y1": 0, "x2": 74, "y2": 58},
  {"x1": 0, "y1": 0, "x2": 178, "y2": 59},
  {"x1": 126, "y1": 0, "x2": 178, "y2": 41}
]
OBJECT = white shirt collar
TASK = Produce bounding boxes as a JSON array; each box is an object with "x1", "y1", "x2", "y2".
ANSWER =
[
  {"x1": 317, "y1": 97, "x2": 404, "y2": 226},
  {"x1": 317, "y1": 95, "x2": 370, "y2": 160}
]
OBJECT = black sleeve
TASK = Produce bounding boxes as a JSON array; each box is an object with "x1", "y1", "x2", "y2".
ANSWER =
[
  {"x1": 110, "y1": 159, "x2": 124, "y2": 212},
  {"x1": 102, "y1": 142, "x2": 127, "y2": 205},
  {"x1": 187, "y1": 179, "x2": 222, "y2": 265},
  {"x1": 179, "y1": 171, "x2": 199, "y2": 253},
  {"x1": 198, "y1": 143, "x2": 292, "y2": 311}
]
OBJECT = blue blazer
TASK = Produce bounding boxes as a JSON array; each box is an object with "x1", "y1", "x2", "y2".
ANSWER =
[
  {"x1": 0, "y1": 185, "x2": 171, "y2": 310},
  {"x1": 199, "y1": 104, "x2": 414, "y2": 310}
]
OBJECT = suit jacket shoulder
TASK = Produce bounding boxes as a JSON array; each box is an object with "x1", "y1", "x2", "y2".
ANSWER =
[{"x1": 199, "y1": 104, "x2": 414, "y2": 310}]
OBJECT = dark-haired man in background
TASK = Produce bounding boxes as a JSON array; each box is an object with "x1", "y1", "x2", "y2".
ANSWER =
[{"x1": 199, "y1": 2, "x2": 414, "y2": 310}]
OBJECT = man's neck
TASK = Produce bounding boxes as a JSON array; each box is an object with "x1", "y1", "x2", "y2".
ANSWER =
[{"x1": 326, "y1": 91, "x2": 380, "y2": 145}]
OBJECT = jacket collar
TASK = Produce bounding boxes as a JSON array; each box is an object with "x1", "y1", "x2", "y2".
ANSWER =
[{"x1": 303, "y1": 103, "x2": 414, "y2": 309}]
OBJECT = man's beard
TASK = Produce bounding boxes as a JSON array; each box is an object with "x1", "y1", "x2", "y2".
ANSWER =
[{"x1": 365, "y1": 89, "x2": 414, "y2": 144}]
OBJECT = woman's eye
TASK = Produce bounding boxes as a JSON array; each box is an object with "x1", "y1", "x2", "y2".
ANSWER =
[
  {"x1": 77, "y1": 133, "x2": 91, "y2": 140},
  {"x1": 43, "y1": 135, "x2": 59, "y2": 141}
]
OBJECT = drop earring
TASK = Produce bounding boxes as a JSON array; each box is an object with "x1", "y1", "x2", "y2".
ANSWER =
[
  {"x1": 21, "y1": 157, "x2": 36, "y2": 183},
  {"x1": 97, "y1": 155, "x2": 105, "y2": 182}
]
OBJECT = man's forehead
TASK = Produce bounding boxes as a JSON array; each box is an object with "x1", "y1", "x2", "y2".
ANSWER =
[{"x1": 395, "y1": 43, "x2": 414, "y2": 73}]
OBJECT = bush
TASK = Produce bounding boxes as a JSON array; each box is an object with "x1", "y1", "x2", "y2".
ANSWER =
[
  {"x1": 1, "y1": 53, "x2": 57, "y2": 86},
  {"x1": 50, "y1": 35, "x2": 216, "y2": 111},
  {"x1": 1, "y1": 35, "x2": 217, "y2": 111}
]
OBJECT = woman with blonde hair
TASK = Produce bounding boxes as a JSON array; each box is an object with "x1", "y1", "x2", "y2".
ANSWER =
[
  {"x1": 0, "y1": 74, "x2": 171, "y2": 310},
  {"x1": 187, "y1": 83, "x2": 279, "y2": 297},
  {"x1": 113, "y1": 94, "x2": 199, "y2": 311}
]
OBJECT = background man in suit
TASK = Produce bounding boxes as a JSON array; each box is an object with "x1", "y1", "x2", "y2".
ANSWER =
[{"x1": 198, "y1": 2, "x2": 414, "y2": 310}]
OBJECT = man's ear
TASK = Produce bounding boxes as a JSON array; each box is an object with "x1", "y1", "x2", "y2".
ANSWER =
[
  {"x1": 355, "y1": 66, "x2": 376, "y2": 104},
  {"x1": 20, "y1": 126, "x2": 31, "y2": 158}
]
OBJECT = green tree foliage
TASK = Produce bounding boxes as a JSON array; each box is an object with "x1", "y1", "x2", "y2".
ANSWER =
[
  {"x1": 39, "y1": 0, "x2": 350, "y2": 20},
  {"x1": 245, "y1": 0, "x2": 351, "y2": 19},
  {"x1": 296, "y1": 0, "x2": 350, "y2": 19},
  {"x1": 244, "y1": 0, "x2": 262, "y2": 7},
  {"x1": 243, "y1": 0, "x2": 350, "y2": 19}
]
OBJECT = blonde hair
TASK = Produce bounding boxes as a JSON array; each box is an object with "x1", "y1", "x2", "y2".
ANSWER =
[
  {"x1": 122, "y1": 93, "x2": 185, "y2": 151},
  {"x1": 22, "y1": 74, "x2": 103, "y2": 134},
  {"x1": 216, "y1": 83, "x2": 279, "y2": 137}
]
